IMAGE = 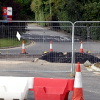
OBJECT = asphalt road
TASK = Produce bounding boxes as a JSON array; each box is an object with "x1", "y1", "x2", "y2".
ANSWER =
[
  {"x1": 0, "y1": 60, "x2": 100, "y2": 100},
  {"x1": 0, "y1": 24, "x2": 100, "y2": 54},
  {"x1": 0, "y1": 41, "x2": 100, "y2": 54},
  {"x1": 0, "y1": 24, "x2": 100, "y2": 100}
]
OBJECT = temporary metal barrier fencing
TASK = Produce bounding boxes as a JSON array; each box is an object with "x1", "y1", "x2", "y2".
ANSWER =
[
  {"x1": 0, "y1": 21, "x2": 75, "y2": 77},
  {"x1": 72, "y1": 21, "x2": 100, "y2": 71},
  {"x1": 0, "y1": 21, "x2": 100, "y2": 77},
  {"x1": 74, "y1": 21, "x2": 100, "y2": 52}
]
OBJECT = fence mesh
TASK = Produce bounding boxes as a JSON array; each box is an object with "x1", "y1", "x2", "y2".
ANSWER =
[
  {"x1": 73, "y1": 21, "x2": 100, "y2": 64},
  {"x1": 0, "y1": 21, "x2": 100, "y2": 77},
  {"x1": 0, "y1": 21, "x2": 73, "y2": 76}
]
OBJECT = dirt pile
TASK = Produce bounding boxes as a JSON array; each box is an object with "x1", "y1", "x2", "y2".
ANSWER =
[{"x1": 40, "y1": 52, "x2": 100, "y2": 63}]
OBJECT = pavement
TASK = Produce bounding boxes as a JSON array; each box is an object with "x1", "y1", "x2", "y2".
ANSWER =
[{"x1": 0, "y1": 59, "x2": 100, "y2": 100}]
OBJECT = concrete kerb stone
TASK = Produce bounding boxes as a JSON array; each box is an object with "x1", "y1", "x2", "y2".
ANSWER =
[{"x1": 0, "y1": 61, "x2": 26, "y2": 64}]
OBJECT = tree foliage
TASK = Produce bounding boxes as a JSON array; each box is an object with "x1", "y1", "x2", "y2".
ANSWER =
[
  {"x1": 31, "y1": 0, "x2": 50, "y2": 21},
  {"x1": 1, "y1": 0, "x2": 100, "y2": 21},
  {"x1": 30, "y1": 0, "x2": 100, "y2": 22},
  {"x1": 15, "y1": 0, "x2": 34, "y2": 20},
  {"x1": 83, "y1": 2, "x2": 100, "y2": 21}
]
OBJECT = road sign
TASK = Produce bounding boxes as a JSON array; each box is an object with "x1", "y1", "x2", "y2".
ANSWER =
[
  {"x1": 2, "y1": 7, "x2": 7, "y2": 15},
  {"x1": 16, "y1": 31, "x2": 21, "y2": 41},
  {"x1": 7, "y1": 7, "x2": 12, "y2": 15}
]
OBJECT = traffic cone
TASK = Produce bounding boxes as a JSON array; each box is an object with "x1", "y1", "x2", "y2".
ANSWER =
[
  {"x1": 80, "y1": 41, "x2": 84, "y2": 53},
  {"x1": 72, "y1": 62, "x2": 84, "y2": 100},
  {"x1": 21, "y1": 40, "x2": 27, "y2": 54},
  {"x1": 50, "y1": 40, "x2": 53, "y2": 52}
]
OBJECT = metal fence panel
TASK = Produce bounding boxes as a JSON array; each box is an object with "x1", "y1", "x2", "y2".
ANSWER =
[
  {"x1": 73, "y1": 21, "x2": 100, "y2": 65},
  {"x1": 74, "y1": 21, "x2": 100, "y2": 52},
  {"x1": 0, "y1": 21, "x2": 73, "y2": 76},
  {"x1": 0, "y1": 20, "x2": 100, "y2": 77}
]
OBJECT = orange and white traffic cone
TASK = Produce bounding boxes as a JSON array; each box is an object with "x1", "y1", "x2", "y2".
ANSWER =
[
  {"x1": 80, "y1": 41, "x2": 84, "y2": 53},
  {"x1": 72, "y1": 62, "x2": 84, "y2": 100},
  {"x1": 50, "y1": 40, "x2": 53, "y2": 52},
  {"x1": 21, "y1": 40, "x2": 27, "y2": 54}
]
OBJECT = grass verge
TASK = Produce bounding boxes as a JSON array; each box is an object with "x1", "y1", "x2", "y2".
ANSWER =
[{"x1": 0, "y1": 38, "x2": 27, "y2": 48}]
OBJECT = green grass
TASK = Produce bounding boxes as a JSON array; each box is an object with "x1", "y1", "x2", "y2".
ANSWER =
[{"x1": 0, "y1": 38, "x2": 27, "y2": 48}]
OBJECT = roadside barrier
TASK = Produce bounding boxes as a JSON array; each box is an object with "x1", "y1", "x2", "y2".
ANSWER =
[
  {"x1": 80, "y1": 41, "x2": 84, "y2": 53},
  {"x1": 0, "y1": 76, "x2": 74, "y2": 100},
  {"x1": 72, "y1": 62, "x2": 84, "y2": 100},
  {"x1": 0, "y1": 76, "x2": 34, "y2": 100},
  {"x1": 50, "y1": 40, "x2": 53, "y2": 52},
  {"x1": 33, "y1": 77, "x2": 74, "y2": 100},
  {"x1": 21, "y1": 40, "x2": 27, "y2": 54},
  {"x1": 0, "y1": 67, "x2": 85, "y2": 100}
]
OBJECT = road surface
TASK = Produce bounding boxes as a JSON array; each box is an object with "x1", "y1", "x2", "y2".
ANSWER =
[
  {"x1": 0, "y1": 24, "x2": 100, "y2": 54},
  {"x1": 0, "y1": 60, "x2": 99, "y2": 100}
]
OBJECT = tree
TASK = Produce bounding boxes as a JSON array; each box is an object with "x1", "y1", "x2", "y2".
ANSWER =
[
  {"x1": 31, "y1": 0, "x2": 100, "y2": 22},
  {"x1": 83, "y1": 2, "x2": 100, "y2": 21},
  {"x1": 15, "y1": 0, "x2": 35, "y2": 20},
  {"x1": 31, "y1": 0, "x2": 49, "y2": 21}
]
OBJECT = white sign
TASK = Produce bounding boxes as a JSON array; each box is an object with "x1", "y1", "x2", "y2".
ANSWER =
[
  {"x1": 7, "y1": 7, "x2": 12, "y2": 15},
  {"x1": 16, "y1": 31, "x2": 21, "y2": 41}
]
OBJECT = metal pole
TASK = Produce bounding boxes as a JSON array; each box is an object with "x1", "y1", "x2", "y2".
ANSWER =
[{"x1": 71, "y1": 23, "x2": 75, "y2": 77}]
